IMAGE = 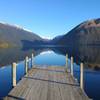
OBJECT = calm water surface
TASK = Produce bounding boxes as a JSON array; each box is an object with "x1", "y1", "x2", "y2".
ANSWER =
[{"x1": 0, "y1": 46, "x2": 100, "y2": 100}]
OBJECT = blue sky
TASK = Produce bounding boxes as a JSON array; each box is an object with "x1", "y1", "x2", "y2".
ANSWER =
[{"x1": 0, "y1": 0, "x2": 100, "y2": 39}]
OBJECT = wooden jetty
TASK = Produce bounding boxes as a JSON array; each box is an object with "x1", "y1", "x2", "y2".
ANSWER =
[{"x1": 4, "y1": 54, "x2": 91, "y2": 100}]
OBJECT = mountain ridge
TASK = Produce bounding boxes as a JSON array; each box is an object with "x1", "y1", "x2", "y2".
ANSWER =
[
  {"x1": 52, "y1": 18, "x2": 100, "y2": 45},
  {"x1": 1, "y1": 18, "x2": 100, "y2": 48},
  {"x1": 0, "y1": 22, "x2": 44, "y2": 48}
]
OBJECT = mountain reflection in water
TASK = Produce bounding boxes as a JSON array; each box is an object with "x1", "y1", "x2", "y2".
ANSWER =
[{"x1": 0, "y1": 46, "x2": 100, "y2": 70}]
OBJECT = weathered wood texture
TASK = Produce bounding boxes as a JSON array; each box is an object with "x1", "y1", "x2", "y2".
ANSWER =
[{"x1": 4, "y1": 66, "x2": 90, "y2": 100}]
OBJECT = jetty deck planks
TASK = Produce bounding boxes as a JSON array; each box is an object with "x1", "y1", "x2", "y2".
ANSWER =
[{"x1": 4, "y1": 66, "x2": 90, "y2": 100}]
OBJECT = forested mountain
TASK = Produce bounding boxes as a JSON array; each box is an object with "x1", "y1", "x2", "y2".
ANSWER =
[
  {"x1": 0, "y1": 23, "x2": 44, "y2": 48},
  {"x1": 52, "y1": 18, "x2": 100, "y2": 46}
]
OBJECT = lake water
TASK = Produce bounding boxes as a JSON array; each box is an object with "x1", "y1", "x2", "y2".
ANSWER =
[{"x1": 0, "y1": 46, "x2": 100, "y2": 100}]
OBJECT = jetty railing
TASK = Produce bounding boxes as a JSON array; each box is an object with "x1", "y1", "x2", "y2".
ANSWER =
[
  {"x1": 12, "y1": 53, "x2": 34, "y2": 87},
  {"x1": 12, "y1": 53, "x2": 84, "y2": 91},
  {"x1": 66, "y1": 54, "x2": 84, "y2": 90}
]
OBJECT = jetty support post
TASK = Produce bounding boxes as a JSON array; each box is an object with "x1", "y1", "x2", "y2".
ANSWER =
[
  {"x1": 80, "y1": 62, "x2": 84, "y2": 90},
  {"x1": 31, "y1": 53, "x2": 34, "y2": 67},
  {"x1": 66, "y1": 54, "x2": 68, "y2": 72},
  {"x1": 25, "y1": 56, "x2": 29, "y2": 74},
  {"x1": 71, "y1": 56, "x2": 74, "y2": 76},
  {"x1": 12, "y1": 62, "x2": 17, "y2": 87}
]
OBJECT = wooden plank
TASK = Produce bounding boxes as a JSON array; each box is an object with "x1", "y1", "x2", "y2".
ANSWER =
[{"x1": 4, "y1": 66, "x2": 90, "y2": 100}]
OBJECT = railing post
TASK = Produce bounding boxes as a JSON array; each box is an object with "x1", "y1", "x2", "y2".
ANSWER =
[
  {"x1": 12, "y1": 62, "x2": 17, "y2": 87},
  {"x1": 80, "y1": 62, "x2": 84, "y2": 90},
  {"x1": 25, "y1": 56, "x2": 28, "y2": 74},
  {"x1": 31, "y1": 53, "x2": 34, "y2": 67},
  {"x1": 66, "y1": 54, "x2": 68, "y2": 71},
  {"x1": 71, "y1": 56, "x2": 74, "y2": 76}
]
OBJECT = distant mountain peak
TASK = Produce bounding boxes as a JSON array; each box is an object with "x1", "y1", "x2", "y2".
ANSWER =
[
  {"x1": 79, "y1": 18, "x2": 100, "y2": 28},
  {"x1": 52, "y1": 18, "x2": 100, "y2": 45},
  {"x1": 0, "y1": 22, "x2": 45, "y2": 48},
  {"x1": 0, "y1": 22, "x2": 33, "y2": 33},
  {"x1": 41, "y1": 36, "x2": 52, "y2": 40}
]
